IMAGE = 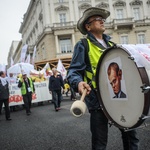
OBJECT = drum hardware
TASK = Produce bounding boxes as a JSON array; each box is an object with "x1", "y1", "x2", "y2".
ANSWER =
[
  {"x1": 139, "y1": 115, "x2": 150, "y2": 120},
  {"x1": 108, "y1": 121, "x2": 114, "y2": 127},
  {"x1": 128, "y1": 56, "x2": 134, "y2": 60},
  {"x1": 100, "y1": 105, "x2": 103, "y2": 110},
  {"x1": 124, "y1": 122, "x2": 148, "y2": 132},
  {"x1": 140, "y1": 84, "x2": 150, "y2": 93},
  {"x1": 96, "y1": 46, "x2": 150, "y2": 129},
  {"x1": 70, "y1": 88, "x2": 87, "y2": 117}
]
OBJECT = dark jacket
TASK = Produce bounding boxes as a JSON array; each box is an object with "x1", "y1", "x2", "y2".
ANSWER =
[
  {"x1": 113, "y1": 91, "x2": 126, "y2": 98},
  {"x1": 49, "y1": 74, "x2": 64, "y2": 91},
  {"x1": 67, "y1": 32, "x2": 114, "y2": 111},
  {"x1": 0, "y1": 80, "x2": 9, "y2": 100}
]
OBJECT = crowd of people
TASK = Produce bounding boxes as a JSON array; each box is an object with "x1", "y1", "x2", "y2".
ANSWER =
[{"x1": 0, "y1": 67, "x2": 77, "y2": 119}]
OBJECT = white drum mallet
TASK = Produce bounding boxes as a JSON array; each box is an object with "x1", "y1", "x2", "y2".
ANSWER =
[{"x1": 70, "y1": 88, "x2": 87, "y2": 117}]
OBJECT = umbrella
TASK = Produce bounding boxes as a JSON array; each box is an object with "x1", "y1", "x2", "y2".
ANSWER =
[{"x1": 7, "y1": 63, "x2": 34, "y2": 76}]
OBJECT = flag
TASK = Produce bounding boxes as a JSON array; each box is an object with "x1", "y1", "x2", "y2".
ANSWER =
[
  {"x1": 11, "y1": 57, "x2": 14, "y2": 66},
  {"x1": 0, "y1": 64, "x2": 6, "y2": 72},
  {"x1": 41, "y1": 62, "x2": 51, "y2": 75},
  {"x1": 32, "y1": 45, "x2": 37, "y2": 65},
  {"x1": 25, "y1": 54, "x2": 31, "y2": 63},
  {"x1": 43, "y1": 62, "x2": 51, "y2": 70},
  {"x1": 57, "y1": 59, "x2": 67, "y2": 80},
  {"x1": 20, "y1": 44, "x2": 28, "y2": 62}
]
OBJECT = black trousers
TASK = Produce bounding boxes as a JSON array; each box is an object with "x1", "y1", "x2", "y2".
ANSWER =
[
  {"x1": 0, "y1": 98, "x2": 10, "y2": 119},
  {"x1": 22, "y1": 93, "x2": 32, "y2": 113},
  {"x1": 51, "y1": 89, "x2": 62, "y2": 109},
  {"x1": 90, "y1": 109, "x2": 139, "y2": 150}
]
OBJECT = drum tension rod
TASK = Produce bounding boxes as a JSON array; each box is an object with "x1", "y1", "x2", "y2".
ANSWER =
[
  {"x1": 140, "y1": 115, "x2": 150, "y2": 120},
  {"x1": 108, "y1": 121, "x2": 114, "y2": 127},
  {"x1": 128, "y1": 56, "x2": 134, "y2": 60},
  {"x1": 124, "y1": 123, "x2": 148, "y2": 132},
  {"x1": 140, "y1": 84, "x2": 150, "y2": 93}
]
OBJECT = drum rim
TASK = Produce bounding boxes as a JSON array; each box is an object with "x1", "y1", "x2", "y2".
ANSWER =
[{"x1": 96, "y1": 45, "x2": 150, "y2": 129}]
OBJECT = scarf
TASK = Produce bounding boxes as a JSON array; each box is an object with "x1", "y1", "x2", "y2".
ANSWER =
[{"x1": 0, "y1": 77, "x2": 7, "y2": 86}]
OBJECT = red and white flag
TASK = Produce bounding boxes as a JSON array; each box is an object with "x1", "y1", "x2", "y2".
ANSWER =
[
  {"x1": 57, "y1": 59, "x2": 67, "y2": 80},
  {"x1": 20, "y1": 44, "x2": 28, "y2": 63}
]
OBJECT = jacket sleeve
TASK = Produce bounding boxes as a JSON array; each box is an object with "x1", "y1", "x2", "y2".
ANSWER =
[
  {"x1": 60, "y1": 75, "x2": 65, "y2": 89},
  {"x1": 67, "y1": 41, "x2": 87, "y2": 92},
  {"x1": 49, "y1": 77, "x2": 52, "y2": 91},
  {"x1": 18, "y1": 79, "x2": 23, "y2": 88}
]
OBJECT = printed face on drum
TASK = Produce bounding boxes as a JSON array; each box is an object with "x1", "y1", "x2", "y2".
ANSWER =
[
  {"x1": 85, "y1": 15, "x2": 106, "y2": 35},
  {"x1": 107, "y1": 62, "x2": 126, "y2": 98}
]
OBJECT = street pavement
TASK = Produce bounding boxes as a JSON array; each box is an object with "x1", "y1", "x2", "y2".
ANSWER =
[{"x1": 0, "y1": 97, "x2": 150, "y2": 150}]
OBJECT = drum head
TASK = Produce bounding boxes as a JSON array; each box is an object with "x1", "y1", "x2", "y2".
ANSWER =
[{"x1": 96, "y1": 46, "x2": 150, "y2": 129}]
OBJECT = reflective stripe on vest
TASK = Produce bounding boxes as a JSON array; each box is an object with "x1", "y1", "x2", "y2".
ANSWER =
[
  {"x1": 21, "y1": 78, "x2": 34, "y2": 95},
  {"x1": 84, "y1": 39, "x2": 113, "y2": 88}
]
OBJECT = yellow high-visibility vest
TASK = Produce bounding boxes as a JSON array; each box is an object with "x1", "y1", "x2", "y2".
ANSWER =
[{"x1": 84, "y1": 39, "x2": 113, "y2": 88}]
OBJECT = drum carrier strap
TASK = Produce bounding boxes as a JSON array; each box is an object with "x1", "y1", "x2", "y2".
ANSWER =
[{"x1": 81, "y1": 38, "x2": 94, "y2": 87}]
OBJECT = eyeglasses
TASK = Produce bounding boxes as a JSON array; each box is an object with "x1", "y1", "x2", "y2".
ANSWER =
[{"x1": 87, "y1": 17, "x2": 106, "y2": 24}]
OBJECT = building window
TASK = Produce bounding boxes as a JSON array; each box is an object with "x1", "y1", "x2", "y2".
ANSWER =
[
  {"x1": 133, "y1": 8, "x2": 140, "y2": 20},
  {"x1": 59, "y1": 39, "x2": 72, "y2": 53},
  {"x1": 59, "y1": 0, "x2": 64, "y2": 2},
  {"x1": 137, "y1": 34, "x2": 145, "y2": 44},
  {"x1": 59, "y1": 13, "x2": 66, "y2": 23},
  {"x1": 41, "y1": 44, "x2": 46, "y2": 59},
  {"x1": 116, "y1": 9, "x2": 124, "y2": 19},
  {"x1": 120, "y1": 35, "x2": 128, "y2": 44}
]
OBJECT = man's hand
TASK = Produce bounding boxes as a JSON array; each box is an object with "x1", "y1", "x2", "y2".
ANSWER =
[{"x1": 78, "y1": 81, "x2": 91, "y2": 95}]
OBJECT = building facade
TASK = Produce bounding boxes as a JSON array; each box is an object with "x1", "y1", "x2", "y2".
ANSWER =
[
  {"x1": 7, "y1": 41, "x2": 20, "y2": 68},
  {"x1": 11, "y1": 0, "x2": 150, "y2": 69}
]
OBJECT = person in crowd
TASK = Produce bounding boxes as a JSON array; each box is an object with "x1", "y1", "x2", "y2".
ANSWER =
[
  {"x1": 0, "y1": 71, "x2": 12, "y2": 121},
  {"x1": 34, "y1": 72, "x2": 46, "y2": 105},
  {"x1": 7, "y1": 72, "x2": 18, "y2": 111},
  {"x1": 18, "y1": 72, "x2": 35, "y2": 115},
  {"x1": 107, "y1": 62, "x2": 126, "y2": 98},
  {"x1": 34, "y1": 73, "x2": 46, "y2": 82},
  {"x1": 70, "y1": 86, "x2": 76, "y2": 101},
  {"x1": 49, "y1": 68, "x2": 64, "y2": 111},
  {"x1": 45, "y1": 70, "x2": 53, "y2": 80},
  {"x1": 7, "y1": 73, "x2": 17, "y2": 84},
  {"x1": 64, "y1": 78, "x2": 76, "y2": 100},
  {"x1": 16, "y1": 74, "x2": 22, "y2": 84},
  {"x1": 64, "y1": 78, "x2": 70, "y2": 97},
  {"x1": 67, "y1": 7, "x2": 139, "y2": 150}
]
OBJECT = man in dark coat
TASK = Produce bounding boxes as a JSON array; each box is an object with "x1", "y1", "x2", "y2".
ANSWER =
[
  {"x1": 49, "y1": 68, "x2": 64, "y2": 111},
  {"x1": 0, "y1": 71, "x2": 11, "y2": 121}
]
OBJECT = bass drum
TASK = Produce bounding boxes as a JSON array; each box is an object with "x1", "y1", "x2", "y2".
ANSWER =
[{"x1": 96, "y1": 45, "x2": 150, "y2": 130}]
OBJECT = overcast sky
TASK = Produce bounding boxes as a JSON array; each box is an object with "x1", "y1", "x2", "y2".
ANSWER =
[{"x1": 0, "y1": 0, "x2": 30, "y2": 65}]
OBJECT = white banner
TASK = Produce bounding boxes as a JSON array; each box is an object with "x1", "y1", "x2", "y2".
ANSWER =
[
  {"x1": 122, "y1": 44, "x2": 150, "y2": 69},
  {"x1": 8, "y1": 81, "x2": 52, "y2": 106},
  {"x1": 11, "y1": 57, "x2": 14, "y2": 66},
  {"x1": 25, "y1": 54, "x2": 31, "y2": 63},
  {"x1": 20, "y1": 44, "x2": 28, "y2": 63}
]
